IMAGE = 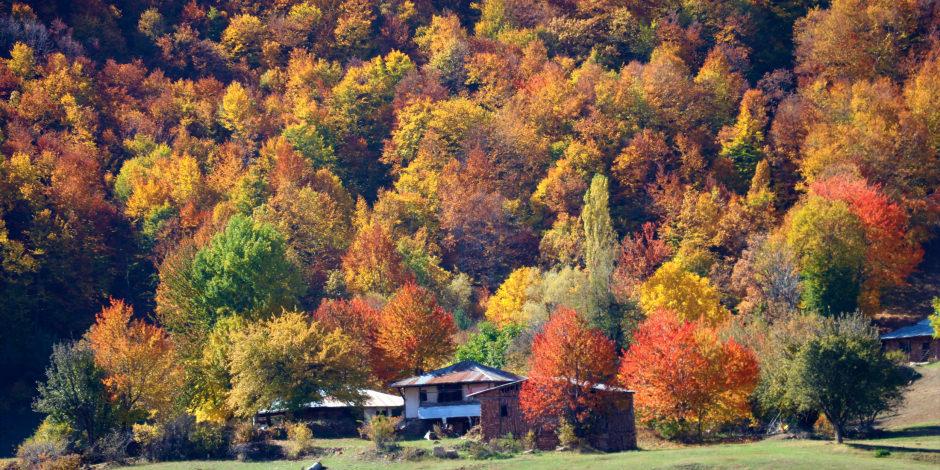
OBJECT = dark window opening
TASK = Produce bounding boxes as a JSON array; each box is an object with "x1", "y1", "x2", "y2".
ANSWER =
[
  {"x1": 500, "y1": 404, "x2": 509, "y2": 417},
  {"x1": 419, "y1": 389, "x2": 428, "y2": 403},
  {"x1": 437, "y1": 384, "x2": 464, "y2": 403}
]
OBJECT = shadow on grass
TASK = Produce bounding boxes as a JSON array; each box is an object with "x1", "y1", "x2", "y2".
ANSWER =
[
  {"x1": 846, "y1": 425, "x2": 940, "y2": 455},
  {"x1": 870, "y1": 425, "x2": 940, "y2": 440},
  {"x1": 847, "y1": 443, "x2": 940, "y2": 454}
]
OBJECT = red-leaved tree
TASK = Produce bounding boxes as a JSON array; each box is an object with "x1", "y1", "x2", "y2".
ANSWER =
[
  {"x1": 618, "y1": 309, "x2": 759, "y2": 440},
  {"x1": 520, "y1": 307, "x2": 619, "y2": 433},
  {"x1": 611, "y1": 222, "x2": 673, "y2": 301},
  {"x1": 810, "y1": 174, "x2": 923, "y2": 310},
  {"x1": 376, "y1": 283, "x2": 457, "y2": 380},
  {"x1": 314, "y1": 297, "x2": 393, "y2": 386}
]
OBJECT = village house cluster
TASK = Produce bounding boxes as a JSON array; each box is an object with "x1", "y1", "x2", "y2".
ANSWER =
[{"x1": 255, "y1": 360, "x2": 637, "y2": 451}]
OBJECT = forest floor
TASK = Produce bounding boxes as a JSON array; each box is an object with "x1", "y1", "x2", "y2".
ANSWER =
[{"x1": 117, "y1": 421, "x2": 940, "y2": 470}]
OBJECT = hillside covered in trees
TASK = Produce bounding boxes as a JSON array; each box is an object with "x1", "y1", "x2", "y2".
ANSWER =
[{"x1": 1, "y1": 0, "x2": 939, "y2": 461}]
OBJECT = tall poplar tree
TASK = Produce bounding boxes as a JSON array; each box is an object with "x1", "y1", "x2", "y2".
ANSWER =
[{"x1": 582, "y1": 174, "x2": 618, "y2": 340}]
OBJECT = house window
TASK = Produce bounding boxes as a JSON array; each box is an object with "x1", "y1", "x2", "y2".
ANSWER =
[
  {"x1": 419, "y1": 389, "x2": 428, "y2": 403},
  {"x1": 500, "y1": 404, "x2": 509, "y2": 417},
  {"x1": 900, "y1": 342, "x2": 911, "y2": 354},
  {"x1": 437, "y1": 384, "x2": 464, "y2": 403}
]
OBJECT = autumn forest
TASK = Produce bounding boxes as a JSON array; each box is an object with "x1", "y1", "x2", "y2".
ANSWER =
[{"x1": 1, "y1": 0, "x2": 939, "y2": 464}]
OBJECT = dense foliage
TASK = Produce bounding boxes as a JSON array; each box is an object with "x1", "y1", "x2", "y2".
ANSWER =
[{"x1": 3, "y1": 0, "x2": 937, "y2": 458}]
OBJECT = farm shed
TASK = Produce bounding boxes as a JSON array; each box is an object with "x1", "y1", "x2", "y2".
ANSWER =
[
  {"x1": 255, "y1": 389, "x2": 403, "y2": 436},
  {"x1": 881, "y1": 318, "x2": 939, "y2": 362}
]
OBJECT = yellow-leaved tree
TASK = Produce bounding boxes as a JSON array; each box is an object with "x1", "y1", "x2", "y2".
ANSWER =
[
  {"x1": 227, "y1": 311, "x2": 369, "y2": 418},
  {"x1": 485, "y1": 266, "x2": 541, "y2": 327},
  {"x1": 638, "y1": 260, "x2": 730, "y2": 325},
  {"x1": 86, "y1": 299, "x2": 183, "y2": 425}
]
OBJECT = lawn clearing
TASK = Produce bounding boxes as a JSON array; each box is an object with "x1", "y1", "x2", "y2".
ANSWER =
[{"x1": 119, "y1": 424, "x2": 940, "y2": 470}]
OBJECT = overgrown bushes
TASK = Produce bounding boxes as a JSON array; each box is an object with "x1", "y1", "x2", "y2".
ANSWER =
[
  {"x1": 284, "y1": 422, "x2": 315, "y2": 459},
  {"x1": 132, "y1": 416, "x2": 228, "y2": 462},
  {"x1": 359, "y1": 415, "x2": 400, "y2": 450}
]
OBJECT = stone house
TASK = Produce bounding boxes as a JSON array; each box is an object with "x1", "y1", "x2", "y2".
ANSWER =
[{"x1": 467, "y1": 379, "x2": 637, "y2": 452}]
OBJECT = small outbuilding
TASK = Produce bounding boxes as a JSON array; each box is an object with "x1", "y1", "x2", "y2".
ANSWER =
[
  {"x1": 467, "y1": 379, "x2": 637, "y2": 452},
  {"x1": 881, "y1": 318, "x2": 938, "y2": 362},
  {"x1": 255, "y1": 389, "x2": 403, "y2": 436}
]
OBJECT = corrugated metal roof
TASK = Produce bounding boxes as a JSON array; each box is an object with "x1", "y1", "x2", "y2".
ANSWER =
[
  {"x1": 881, "y1": 318, "x2": 935, "y2": 340},
  {"x1": 258, "y1": 389, "x2": 403, "y2": 414},
  {"x1": 389, "y1": 360, "x2": 523, "y2": 387},
  {"x1": 466, "y1": 378, "x2": 634, "y2": 398}
]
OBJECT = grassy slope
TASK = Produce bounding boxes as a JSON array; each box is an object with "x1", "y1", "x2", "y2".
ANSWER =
[
  {"x1": 120, "y1": 425, "x2": 940, "y2": 470},
  {"x1": 879, "y1": 362, "x2": 940, "y2": 429}
]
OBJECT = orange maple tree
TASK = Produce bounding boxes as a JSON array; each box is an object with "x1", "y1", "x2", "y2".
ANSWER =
[
  {"x1": 618, "y1": 309, "x2": 759, "y2": 440},
  {"x1": 86, "y1": 298, "x2": 183, "y2": 423},
  {"x1": 519, "y1": 307, "x2": 619, "y2": 431},
  {"x1": 342, "y1": 223, "x2": 415, "y2": 295},
  {"x1": 375, "y1": 283, "x2": 457, "y2": 379},
  {"x1": 810, "y1": 174, "x2": 923, "y2": 309},
  {"x1": 314, "y1": 297, "x2": 394, "y2": 385}
]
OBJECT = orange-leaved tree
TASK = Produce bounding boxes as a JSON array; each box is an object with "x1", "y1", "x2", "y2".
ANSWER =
[
  {"x1": 376, "y1": 283, "x2": 456, "y2": 380},
  {"x1": 618, "y1": 309, "x2": 759, "y2": 440},
  {"x1": 342, "y1": 222, "x2": 415, "y2": 296},
  {"x1": 86, "y1": 298, "x2": 183, "y2": 425},
  {"x1": 519, "y1": 307, "x2": 619, "y2": 434},
  {"x1": 314, "y1": 297, "x2": 393, "y2": 386},
  {"x1": 810, "y1": 173, "x2": 923, "y2": 311}
]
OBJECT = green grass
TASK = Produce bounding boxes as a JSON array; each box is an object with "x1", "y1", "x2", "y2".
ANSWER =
[{"x1": 117, "y1": 424, "x2": 940, "y2": 470}]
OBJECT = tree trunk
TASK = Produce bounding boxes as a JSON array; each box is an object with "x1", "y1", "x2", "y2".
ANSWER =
[{"x1": 834, "y1": 425, "x2": 843, "y2": 444}]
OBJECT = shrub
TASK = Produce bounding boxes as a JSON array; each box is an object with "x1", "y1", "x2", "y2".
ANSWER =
[
  {"x1": 232, "y1": 421, "x2": 258, "y2": 445},
  {"x1": 557, "y1": 420, "x2": 580, "y2": 449},
  {"x1": 86, "y1": 431, "x2": 130, "y2": 463},
  {"x1": 132, "y1": 423, "x2": 162, "y2": 460},
  {"x1": 401, "y1": 447, "x2": 427, "y2": 460},
  {"x1": 463, "y1": 433, "x2": 522, "y2": 459},
  {"x1": 813, "y1": 414, "x2": 834, "y2": 439},
  {"x1": 359, "y1": 416, "x2": 400, "y2": 450},
  {"x1": 133, "y1": 416, "x2": 229, "y2": 462},
  {"x1": 36, "y1": 454, "x2": 81, "y2": 470},
  {"x1": 284, "y1": 422, "x2": 315, "y2": 459},
  {"x1": 874, "y1": 449, "x2": 891, "y2": 458},
  {"x1": 522, "y1": 430, "x2": 536, "y2": 451},
  {"x1": 16, "y1": 435, "x2": 68, "y2": 468},
  {"x1": 190, "y1": 422, "x2": 228, "y2": 459},
  {"x1": 490, "y1": 434, "x2": 522, "y2": 454}
]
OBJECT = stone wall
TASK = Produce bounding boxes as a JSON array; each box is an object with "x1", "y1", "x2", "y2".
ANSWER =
[{"x1": 475, "y1": 384, "x2": 637, "y2": 452}]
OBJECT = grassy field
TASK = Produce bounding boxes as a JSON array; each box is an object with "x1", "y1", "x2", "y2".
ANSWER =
[{"x1": 118, "y1": 423, "x2": 940, "y2": 470}]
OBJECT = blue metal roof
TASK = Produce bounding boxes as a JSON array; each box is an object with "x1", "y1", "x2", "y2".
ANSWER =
[{"x1": 881, "y1": 318, "x2": 935, "y2": 340}]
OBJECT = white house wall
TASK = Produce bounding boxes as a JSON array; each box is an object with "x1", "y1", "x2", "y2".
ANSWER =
[{"x1": 403, "y1": 387, "x2": 420, "y2": 419}]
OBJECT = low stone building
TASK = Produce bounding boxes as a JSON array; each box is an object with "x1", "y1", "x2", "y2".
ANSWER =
[
  {"x1": 467, "y1": 379, "x2": 637, "y2": 452},
  {"x1": 881, "y1": 318, "x2": 938, "y2": 362}
]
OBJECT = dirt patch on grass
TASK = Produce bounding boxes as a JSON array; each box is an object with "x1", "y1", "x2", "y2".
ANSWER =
[{"x1": 878, "y1": 363, "x2": 940, "y2": 429}]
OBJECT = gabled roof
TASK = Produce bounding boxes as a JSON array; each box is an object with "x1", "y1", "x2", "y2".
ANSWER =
[
  {"x1": 390, "y1": 360, "x2": 523, "y2": 387},
  {"x1": 258, "y1": 389, "x2": 403, "y2": 415},
  {"x1": 881, "y1": 318, "x2": 935, "y2": 340}
]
